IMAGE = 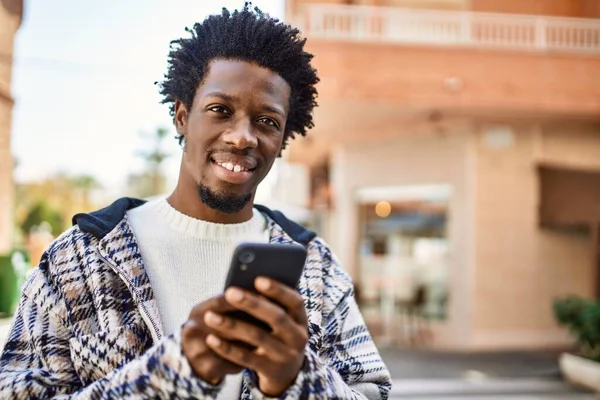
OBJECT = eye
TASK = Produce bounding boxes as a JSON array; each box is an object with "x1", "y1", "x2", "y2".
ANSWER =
[
  {"x1": 208, "y1": 105, "x2": 231, "y2": 115},
  {"x1": 257, "y1": 117, "x2": 279, "y2": 129}
]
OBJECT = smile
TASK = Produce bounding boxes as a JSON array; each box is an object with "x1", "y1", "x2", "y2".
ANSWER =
[
  {"x1": 216, "y1": 161, "x2": 250, "y2": 173},
  {"x1": 211, "y1": 160, "x2": 255, "y2": 184}
]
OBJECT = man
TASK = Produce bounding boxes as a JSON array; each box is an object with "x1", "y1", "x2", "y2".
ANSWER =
[{"x1": 0, "y1": 4, "x2": 391, "y2": 399}]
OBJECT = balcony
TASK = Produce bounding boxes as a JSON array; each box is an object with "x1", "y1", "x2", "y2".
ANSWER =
[
  {"x1": 285, "y1": 4, "x2": 600, "y2": 167},
  {"x1": 295, "y1": 4, "x2": 600, "y2": 54}
]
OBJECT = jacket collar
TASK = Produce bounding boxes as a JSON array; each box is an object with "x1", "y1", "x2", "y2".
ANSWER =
[
  {"x1": 72, "y1": 197, "x2": 316, "y2": 245},
  {"x1": 72, "y1": 197, "x2": 146, "y2": 240},
  {"x1": 74, "y1": 197, "x2": 306, "y2": 342}
]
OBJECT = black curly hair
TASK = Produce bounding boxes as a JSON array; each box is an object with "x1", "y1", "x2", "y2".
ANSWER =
[{"x1": 156, "y1": 3, "x2": 319, "y2": 150}]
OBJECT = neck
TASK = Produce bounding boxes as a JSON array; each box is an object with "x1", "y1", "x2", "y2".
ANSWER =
[{"x1": 168, "y1": 177, "x2": 255, "y2": 224}]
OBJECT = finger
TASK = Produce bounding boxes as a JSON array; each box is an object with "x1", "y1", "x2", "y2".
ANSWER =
[
  {"x1": 185, "y1": 297, "x2": 245, "y2": 357},
  {"x1": 203, "y1": 311, "x2": 290, "y2": 363},
  {"x1": 205, "y1": 333, "x2": 270, "y2": 373},
  {"x1": 188, "y1": 295, "x2": 237, "y2": 320},
  {"x1": 224, "y1": 288, "x2": 306, "y2": 346},
  {"x1": 181, "y1": 320, "x2": 244, "y2": 375},
  {"x1": 254, "y1": 277, "x2": 308, "y2": 325}
]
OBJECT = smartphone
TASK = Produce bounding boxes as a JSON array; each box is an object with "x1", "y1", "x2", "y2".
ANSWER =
[{"x1": 223, "y1": 242, "x2": 307, "y2": 332}]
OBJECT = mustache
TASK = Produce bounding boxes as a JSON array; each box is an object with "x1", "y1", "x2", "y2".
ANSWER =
[
  {"x1": 208, "y1": 148, "x2": 253, "y2": 157},
  {"x1": 208, "y1": 148, "x2": 259, "y2": 170}
]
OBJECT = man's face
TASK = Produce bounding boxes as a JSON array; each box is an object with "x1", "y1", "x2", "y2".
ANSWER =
[{"x1": 175, "y1": 59, "x2": 290, "y2": 214}]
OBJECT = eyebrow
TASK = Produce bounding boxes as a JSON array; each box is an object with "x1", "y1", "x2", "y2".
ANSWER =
[
  {"x1": 204, "y1": 91, "x2": 286, "y2": 119},
  {"x1": 205, "y1": 91, "x2": 237, "y2": 103}
]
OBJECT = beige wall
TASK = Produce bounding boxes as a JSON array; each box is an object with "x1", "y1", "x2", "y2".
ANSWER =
[
  {"x1": 582, "y1": 0, "x2": 600, "y2": 18},
  {"x1": 290, "y1": 0, "x2": 600, "y2": 23},
  {"x1": 305, "y1": 41, "x2": 600, "y2": 118},
  {"x1": 328, "y1": 121, "x2": 599, "y2": 350},
  {"x1": 291, "y1": 0, "x2": 467, "y2": 8},
  {"x1": 331, "y1": 129, "x2": 476, "y2": 348},
  {"x1": 0, "y1": 0, "x2": 22, "y2": 254},
  {"x1": 385, "y1": 0, "x2": 468, "y2": 9},
  {"x1": 540, "y1": 123, "x2": 600, "y2": 171},
  {"x1": 471, "y1": 0, "x2": 595, "y2": 18},
  {"x1": 470, "y1": 122, "x2": 597, "y2": 350},
  {"x1": 288, "y1": 0, "x2": 600, "y2": 350},
  {"x1": 293, "y1": 0, "x2": 597, "y2": 14}
]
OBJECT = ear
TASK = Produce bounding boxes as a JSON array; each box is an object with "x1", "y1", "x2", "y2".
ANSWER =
[{"x1": 174, "y1": 100, "x2": 188, "y2": 137}]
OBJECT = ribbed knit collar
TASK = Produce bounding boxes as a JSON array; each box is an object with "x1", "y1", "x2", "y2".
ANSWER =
[{"x1": 150, "y1": 198, "x2": 266, "y2": 240}]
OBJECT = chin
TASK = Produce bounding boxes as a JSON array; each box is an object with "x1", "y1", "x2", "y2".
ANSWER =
[{"x1": 198, "y1": 182, "x2": 253, "y2": 214}]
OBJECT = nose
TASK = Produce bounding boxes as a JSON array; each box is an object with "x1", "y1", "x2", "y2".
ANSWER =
[{"x1": 223, "y1": 120, "x2": 258, "y2": 150}]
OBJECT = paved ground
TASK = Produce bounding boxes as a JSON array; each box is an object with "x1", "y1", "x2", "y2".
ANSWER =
[
  {"x1": 380, "y1": 347, "x2": 564, "y2": 379},
  {"x1": 381, "y1": 347, "x2": 594, "y2": 398},
  {"x1": 388, "y1": 379, "x2": 595, "y2": 399}
]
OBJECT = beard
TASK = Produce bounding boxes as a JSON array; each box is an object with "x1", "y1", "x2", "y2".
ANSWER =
[{"x1": 197, "y1": 183, "x2": 252, "y2": 214}]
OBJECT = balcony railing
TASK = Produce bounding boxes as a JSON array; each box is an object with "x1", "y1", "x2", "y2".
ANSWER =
[{"x1": 295, "y1": 5, "x2": 600, "y2": 54}]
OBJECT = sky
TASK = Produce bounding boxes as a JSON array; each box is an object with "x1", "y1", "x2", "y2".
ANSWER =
[{"x1": 11, "y1": 0, "x2": 285, "y2": 200}]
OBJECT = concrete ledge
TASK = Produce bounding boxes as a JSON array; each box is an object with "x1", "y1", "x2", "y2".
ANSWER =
[
  {"x1": 390, "y1": 379, "x2": 587, "y2": 396},
  {"x1": 389, "y1": 395, "x2": 597, "y2": 399},
  {"x1": 560, "y1": 353, "x2": 600, "y2": 394},
  {"x1": 470, "y1": 329, "x2": 572, "y2": 351}
]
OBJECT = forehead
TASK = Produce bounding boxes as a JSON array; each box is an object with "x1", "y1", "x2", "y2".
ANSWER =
[{"x1": 197, "y1": 59, "x2": 291, "y2": 106}]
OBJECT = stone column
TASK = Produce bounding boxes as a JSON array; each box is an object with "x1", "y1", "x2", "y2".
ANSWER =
[{"x1": 0, "y1": 0, "x2": 23, "y2": 254}]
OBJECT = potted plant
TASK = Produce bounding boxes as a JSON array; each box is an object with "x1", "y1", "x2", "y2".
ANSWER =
[
  {"x1": 553, "y1": 296, "x2": 600, "y2": 393},
  {"x1": 0, "y1": 250, "x2": 30, "y2": 317}
]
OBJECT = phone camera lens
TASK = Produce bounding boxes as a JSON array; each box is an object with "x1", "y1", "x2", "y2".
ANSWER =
[{"x1": 238, "y1": 251, "x2": 255, "y2": 264}]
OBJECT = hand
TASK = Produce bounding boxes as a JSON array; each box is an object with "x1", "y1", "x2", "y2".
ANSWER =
[
  {"x1": 203, "y1": 277, "x2": 308, "y2": 396},
  {"x1": 181, "y1": 295, "x2": 244, "y2": 385}
]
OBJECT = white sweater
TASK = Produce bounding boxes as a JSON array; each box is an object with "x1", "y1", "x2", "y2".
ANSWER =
[{"x1": 127, "y1": 197, "x2": 269, "y2": 399}]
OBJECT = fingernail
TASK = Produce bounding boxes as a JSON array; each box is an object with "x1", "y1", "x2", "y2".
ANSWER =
[
  {"x1": 226, "y1": 288, "x2": 244, "y2": 302},
  {"x1": 206, "y1": 334, "x2": 221, "y2": 347},
  {"x1": 204, "y1": 311, "x2": 223, "y2": 325},
  {"x1": 255, "y1": 277, "x2": 271, "y2": 291},
  {"x1": 255, "y1": 346, "x2": 266, "y2": 356}
]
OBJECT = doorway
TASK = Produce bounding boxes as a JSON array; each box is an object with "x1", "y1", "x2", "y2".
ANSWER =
[{"x1": 355, "y1": 184, "x2": 452, "y2": 345}]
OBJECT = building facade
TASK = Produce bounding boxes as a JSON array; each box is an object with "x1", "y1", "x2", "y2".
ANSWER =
[
  {"x1": 281, "y1": 0, "x2": 600, "y2": 350},
  {"x1": 0, "y1": 0, "x2": 23, "y2": 254}
]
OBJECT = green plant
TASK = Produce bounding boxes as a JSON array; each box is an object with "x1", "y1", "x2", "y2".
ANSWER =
[
  {"x1": 553, "y1": 296, "x2": 600, "y2": 361},
  {"x1": 20, "y1": 201, "x2": 65, "y2": 236}
]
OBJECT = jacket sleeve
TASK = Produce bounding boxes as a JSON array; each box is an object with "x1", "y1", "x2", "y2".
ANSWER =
[
  {"x1": 0, "y1": 270, "x2": 222, "y2": 400},
  {"x1": 243, "y1": 244, "x2": 392, "y2": 399}
]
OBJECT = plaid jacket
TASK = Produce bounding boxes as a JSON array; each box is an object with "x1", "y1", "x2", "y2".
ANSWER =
[{"x1": 0, "y1": 198, "x2": 391, "y2": 399}]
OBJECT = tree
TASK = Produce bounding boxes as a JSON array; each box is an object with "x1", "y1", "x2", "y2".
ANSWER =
[
  {"x1": 136, "y1": 127, "x2": 172, "y2": 196},
  {"x1": 14, "y1": 173, "x2": 103, "y2": 243},
  {"x1": 70, "y1": 174, "x2": 101, "y2": 211},
  {"x1": 20, "y1": 201, "x2": 65, "y2": 236}
]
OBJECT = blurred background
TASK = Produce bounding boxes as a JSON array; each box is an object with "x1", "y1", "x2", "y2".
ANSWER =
[{"x1": 2, "y1": 0, "x2": 600, "y2": 397}]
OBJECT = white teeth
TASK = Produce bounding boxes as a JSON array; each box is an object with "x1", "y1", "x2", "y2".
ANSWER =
[{"x1": 218, "y1": 162, "x2": 246, "y2": 173}]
